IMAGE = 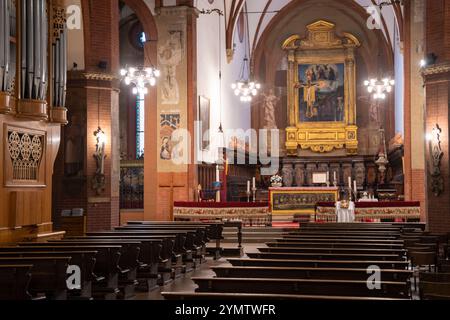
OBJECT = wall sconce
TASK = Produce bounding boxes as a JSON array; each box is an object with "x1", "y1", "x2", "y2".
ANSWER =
[
  {"x1": 92, "y1": 126, "x2": 107, "y2": 195},
  {"x1": 428, "y1": 124, "x2": 444, "y2": 197}
]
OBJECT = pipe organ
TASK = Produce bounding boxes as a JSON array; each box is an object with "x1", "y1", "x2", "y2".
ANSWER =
[{"x1": 0, "y1": 0, "x2": 68, "y2": 243}]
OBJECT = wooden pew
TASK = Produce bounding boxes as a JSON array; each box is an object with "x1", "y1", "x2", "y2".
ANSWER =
[
  {"x1": 286, "y1": 231, "x2": 401, "y2": 237},
  {"x1": 257, "y1": 246, "x2": 407, "y2": 258},
  {"x1": 0, "y1": 250, "x2": 97, "y2": 299},
  {"x1": 267, "y1": 241, "x2": 405, "y2": 249},
  {"x1": 0, "y1": 257, "x2": 71, "y2": 300},
  {"x1": 281, "y1": 234, "x2": 399, "y2": 240},
  {"x1": 44, "y1": 240, "x2": 141, "y2": 299},
  {"x1": 86, "y1": 231, "x2": 194, "y2": 282},
  {"x1": 162, "y1": 292, "x2": 407, "y2": 300},
  {"x1": 246, "y1": 252, "x2": 404, "y2": 261},
  {"x1": 211, "y1": 266, "x2": 412, "y2": 282},
  {"x1": 87, "y1": 230, "x2": 205, "y2": 278},
  {"x1": 14, "y1": 244, "x2": 122, "y2": 300},
  {"x1": 191, "y1": 277, "x2": 410, "y2": 298},
  {"x1": 274, "y1": 238, "x2": 404, "y2": 244},
  {"x1": 67, "y1": 236, "x2": 171, "y2": 290},
  {"x1": 0, "y1": 265, "x2": 33, "y2": 300},
  {"x1": 227, "y1": 258, "x2": 410, "y2": 269}
]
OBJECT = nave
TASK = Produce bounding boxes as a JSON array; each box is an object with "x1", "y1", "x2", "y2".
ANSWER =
[{"x1": 2, "y1": 222, "x2": 449, "y2": 300}]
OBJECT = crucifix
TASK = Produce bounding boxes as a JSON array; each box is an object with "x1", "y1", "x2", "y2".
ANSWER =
[{"x1": 294, "y1": 69, "x2": 319, "y2": 118}]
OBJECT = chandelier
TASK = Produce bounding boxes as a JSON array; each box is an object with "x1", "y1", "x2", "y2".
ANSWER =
[
  {"x1": 231, "y1": 57, "x2": 261, "y2": 102},
  {"x1": 364, "y1": 77, "x2": 395, "y2": 100},
  {"x1": 120, "y1": 66, "x2": 160, "y2": 95}
]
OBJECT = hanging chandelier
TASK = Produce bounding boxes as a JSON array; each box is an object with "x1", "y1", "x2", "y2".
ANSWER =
[
  {"x1": 364, "y1": 77, "x2": 395, "y2": 100},
  {"x1": 231, "y1": 57, "x2": 261, "y2": 102},
  {"x1": 120, "y1": 66, "x2": 160, "y2": 95}
]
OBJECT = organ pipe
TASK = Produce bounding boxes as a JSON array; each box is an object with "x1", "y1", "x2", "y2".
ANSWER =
[{"x1": 1, "y1": 0, "x2": 67, "y2": 121}]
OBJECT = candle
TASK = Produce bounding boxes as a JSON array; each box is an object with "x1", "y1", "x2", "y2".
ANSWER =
[
  {"x1": 247, "y1": 181, "x2": 250, "y2": 193},
  {"x1": 216, "y1": 165, "x2": 220, "y2": 182},
  {"x1": 333, "y1": 171, "x2": 337, "y2": 183},
  {"x1": 326, "y1": 171, "x2": 329, "y2": 183},
  {"x1": 348, "y1": 176, "x2": 352, "y2": 190},
  {"x1": 252, "y1": 177, "x2": 256, "y2": 189},
  {"x1": 354, "y1": 180, "x2": 357, "y2": 193}
]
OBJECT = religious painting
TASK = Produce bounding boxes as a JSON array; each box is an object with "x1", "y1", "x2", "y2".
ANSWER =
[
  {"x1": 158, "y1": 31, "x2": 183, "y2": 105},
  {"x1": 159, "y1": 113, "x2": 181, "y2": 161},
  {"x1": 282, "y1": 20, "x2": 360, "y2": 155},
  {"x1": 270, "y1": 189, "x2": 339, "y2": 215},
  {"x1": 198, "y1": 96, "x2": 210, "y2": 150},
  {"x1": 297, "y1": 63, "x2": 345, "y2": 123}
]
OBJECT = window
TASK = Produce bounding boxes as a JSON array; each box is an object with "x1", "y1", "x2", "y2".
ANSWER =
[{"x1": 136, "y1": 94, "x2": 145, "y2": 159}]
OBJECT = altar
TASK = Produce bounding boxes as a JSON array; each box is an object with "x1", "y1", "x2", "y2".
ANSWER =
[
  {"x1": 269, "y1": 187, "x2": 339, "y2": 219},
  {"x1": 173, "y1": 202, "x2": 271, "y2": 226},
  {"x1": 315, "y1": 201, "x2": 421, "y2": 222}
]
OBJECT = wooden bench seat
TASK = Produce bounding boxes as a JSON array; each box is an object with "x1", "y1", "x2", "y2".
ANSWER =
[
  {"x1": 0, "y1": 250, "x2": 97, "y2": 299},
  {"x1": 275, "y1": 237, "x2": 404, "y2": 243},
  {"x1": 211, "y1": 266, "x2": 412, "y2": 282},
  {"x1": 191, "y1": 277, "x2": 410, "y2": 298},
  {"x1": 227, "y1": 258, "x2": 410, "y2": 269},
  {"x1": 267, "y1": 241, "x2": 405, "y2": 249},
  {"x1": 282, "y1": 234, "x2": 399, "y2": 240},
  {"x1": 258, "y1": 246, "x2": 407, "y2": 257},
  {"x1": 246, "y1": 252, "x2": 404, "y2": 261},
  {"x1": 161, "y1": 292, "x2": 408, "y2": 300},
  {"x1": 14, "y1": 244, "x2": 122, "y2": 300},
  {"x1": 0, "y1": 256, "x2": 71, "y2": 300},
  {"x1": 0, "y1": 265, "x2": 33, "y2": 300},
  {"x1": 67, "y1": 236, "x2": 173, "y2": 290}
]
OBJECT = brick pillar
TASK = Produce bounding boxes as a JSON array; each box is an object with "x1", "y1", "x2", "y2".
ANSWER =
[
  {"x1": 53, "y1": 0, "x2": 120, "y2": 231},
  {"x1": 145, "y1": 6, "x2": 198, "y2": 221},
  {"x1": 423, "y1": 0, "x2": 450, "y2": 232}
]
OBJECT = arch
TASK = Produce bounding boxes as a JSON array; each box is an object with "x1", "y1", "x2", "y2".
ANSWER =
[{"x1": 251, "y1": 0, "x2": 396, "y2": 149}]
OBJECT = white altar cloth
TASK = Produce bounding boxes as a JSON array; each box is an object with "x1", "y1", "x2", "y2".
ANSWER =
[{"x1": 336, "y1": 201, "x2": 355, "y2": 223}]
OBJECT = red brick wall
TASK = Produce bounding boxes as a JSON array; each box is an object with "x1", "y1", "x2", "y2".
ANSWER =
[
  {"x1": 53, "y1": 0, "x2": 120, "y2": 232},
  {"x1": 424, "y1": 0, "x2": 450, "y2": 233}
]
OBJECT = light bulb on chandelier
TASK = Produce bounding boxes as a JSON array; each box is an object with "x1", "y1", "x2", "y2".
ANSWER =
[
  {"x1": 231, "y1": 80, "x2": 261, "y2": 102},
  {"x1": 364, "y1": 77, "x2": 395, "y2": 100},
  {"x1": 120, "y1": 65, "x2": 160, "y2": 95}
]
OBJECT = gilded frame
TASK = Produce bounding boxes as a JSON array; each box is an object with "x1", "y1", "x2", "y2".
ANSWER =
[
  {"x1": 282, "y1": 20, "x2": 360, "y2": 155},
  {"x1": 270, "y1": 188, "x2": 339, "y2": 215}
]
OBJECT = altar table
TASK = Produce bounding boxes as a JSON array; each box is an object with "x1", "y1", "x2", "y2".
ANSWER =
[
  {"x1": 173, "y1": 202, "x2": 271, "y2": 226},
  {"x1": 269, "y1": 187, "x2": 339, "y2": 217},
  {"x1": 315, "y1": 201, "x2": 421, "y2": 222}
]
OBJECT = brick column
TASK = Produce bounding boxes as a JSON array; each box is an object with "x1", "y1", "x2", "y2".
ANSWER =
[
  {"x1": 423, "y1": 0, "x2": 450, "y2": 232},
  {"x1": 53, "y1": 0, "x2": 120, "y2": 231}
]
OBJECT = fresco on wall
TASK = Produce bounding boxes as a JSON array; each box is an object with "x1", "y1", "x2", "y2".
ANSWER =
[
  {"x1": 158, "y1": 31, "x2": 183, "y2": 105},
  {"x1": 297, "y1": 63, "x2": 345, "y2": 122},
  {"x1": 160, "y1": 112, "x2": 181, "y2": 161}
]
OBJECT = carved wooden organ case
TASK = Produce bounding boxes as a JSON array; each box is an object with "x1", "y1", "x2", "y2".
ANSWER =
[
  {"x1": 282, "y1": 20, "x2": 360, "y2": 155},
  {"x1": 0, "y1": 0, "x2": 68, "y2": 240}
]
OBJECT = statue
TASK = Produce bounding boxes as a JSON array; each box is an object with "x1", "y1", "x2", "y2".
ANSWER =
[
  {"x1": 261, "y1": 89, "x2": 280, "y2": 129},
  {"x1": 281, "y1": 164, "x2": 294, "y2": 187}
]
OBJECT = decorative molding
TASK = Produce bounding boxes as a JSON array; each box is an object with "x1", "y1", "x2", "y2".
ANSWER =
[
  {"x1": 422, "y1": 63, "x2": 450, "y2": 77},
  {"x1": 67, "y1": 71, "x2": 118, "y2": 82},
  {"x1": 4, "y1": 126, "x2": 46, "y2": 187}
]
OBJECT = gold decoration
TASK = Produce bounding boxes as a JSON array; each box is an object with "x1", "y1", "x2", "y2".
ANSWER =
[{"x1": 283, "y1": 20, "x2": 360, "y2": 155}]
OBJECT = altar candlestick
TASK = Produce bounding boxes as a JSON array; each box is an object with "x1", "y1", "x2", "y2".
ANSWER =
[
  {"x1": 333, "y1": 171, "x2": 337, "y2": 183},
  {"x1": 216, "y1": 165, "x2": 220, "y2": 182},
  {"x1": 252, "y1": 177, "x2": 256, "y2": 189},
  {"x1": 326, "y1": 171, "x2": 329, "y2": 183},
  {"x1": 348, "y1": 176, "x2": 352, "y2": 190},
  {"x1": 354, "y1": 180, "x2": 357, "y2": 193},
  {"x1": 247, "y1": 181, "x2": 250, "y2": 193}
]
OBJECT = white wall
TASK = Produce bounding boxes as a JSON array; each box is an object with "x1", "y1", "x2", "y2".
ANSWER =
[{"x1": 196, "y1": 0, "x2": 251, "y2": 163}]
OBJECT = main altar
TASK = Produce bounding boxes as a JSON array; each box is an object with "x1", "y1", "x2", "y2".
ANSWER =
[{"x1": 269, "y1": 187, "x2": 339, "y2": 219}]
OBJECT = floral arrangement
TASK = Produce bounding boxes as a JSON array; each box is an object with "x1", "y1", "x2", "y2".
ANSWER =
[{"x1": 270, "y1": 174, "x2": 283, "y2": 187}]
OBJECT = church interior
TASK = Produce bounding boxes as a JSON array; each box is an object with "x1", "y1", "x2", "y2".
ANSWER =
[{"x1": 1, "y1": 0, "x2": 450, "y2": 303}]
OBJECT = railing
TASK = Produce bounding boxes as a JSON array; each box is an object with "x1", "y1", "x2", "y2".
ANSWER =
[{"x1": 120, "y1": 160, "x2": 144, "y2": 209}]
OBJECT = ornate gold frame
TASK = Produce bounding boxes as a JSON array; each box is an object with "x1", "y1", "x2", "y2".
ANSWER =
[{"x1": 282, "y1": 20, "x2": 360, "y2": 155}]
